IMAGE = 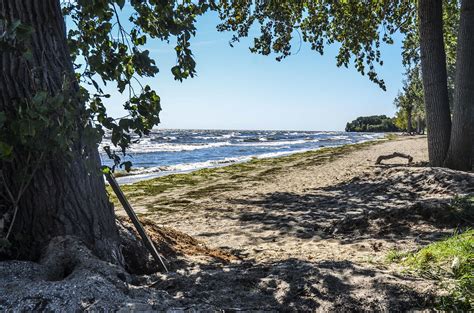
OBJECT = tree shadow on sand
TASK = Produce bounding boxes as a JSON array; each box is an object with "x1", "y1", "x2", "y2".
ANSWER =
[
  {"x1": 148, "y1": 258, "x2": 432, "y2": 311},
  {"x1": 226, "y1": 166, "x2": 473, "y2": 245},
  {"x1": 125, "y1": 166, "x2": 472, "y2": 310}
]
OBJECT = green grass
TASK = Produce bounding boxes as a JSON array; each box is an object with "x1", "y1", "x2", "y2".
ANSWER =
[
  {"x1": 388, "y1": 229, "x2": 473, "y2": 311},
  {"x1": 385, "y1": 248, "x2": 409, "y2": 263}
]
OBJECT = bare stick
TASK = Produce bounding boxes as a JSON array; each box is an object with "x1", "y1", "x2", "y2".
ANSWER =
[
  {"x1": 375, "y1": 152, "x2": 414, "y2": 165},
  {"x1": 105, "y1": 172, "x2": 169, "y2": 273},
  {"x1": 3, "y1": 152, "x2": 45, "y2": 240}
]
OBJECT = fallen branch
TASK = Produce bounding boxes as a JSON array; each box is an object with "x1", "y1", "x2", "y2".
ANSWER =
[
  {"x1": 105, "y1": 172, "x2": 169, "y2": 273},
  {"x1": 375, "y1": 152, "x2": 413, "y2": 165}
]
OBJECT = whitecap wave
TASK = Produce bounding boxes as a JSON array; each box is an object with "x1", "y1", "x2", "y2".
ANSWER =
[
  {"x1": 124, "y1": 141, "x2": 232, "y2": 153},
  {"x1": 237, "y1": 139, "x2": 310, "y2": 147}
]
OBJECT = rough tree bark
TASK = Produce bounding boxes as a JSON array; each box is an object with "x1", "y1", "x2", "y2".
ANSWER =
[
  {"x1": 418, "y1": 0, "x2": 452, "y2": 167},
  {"x1": 445, "y1": 0, "x2": 474, "y2": 171},
  {"x1": 0, "y1": 0, "x2": 122, "y2": 263}
]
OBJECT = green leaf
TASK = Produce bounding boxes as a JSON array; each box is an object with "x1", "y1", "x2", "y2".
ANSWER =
[
  {"x1": 0, "y1": 142, "x2": 13, "y2": 158},
  {"x1": 22, "y1": 49, "x2": 33, "y2": 61},
  {"x1": 116, "y1": 0, "x2": 125, "y2": 9},
  {"x1": 171, "y1": 66, "x2": 181, "y2": 78},
  {"x1": 101, "y1": 166, "x2": 111, "y2": 174},
  {"x1": 32, "y1": 91, "x2": 48, "y2": 104}
]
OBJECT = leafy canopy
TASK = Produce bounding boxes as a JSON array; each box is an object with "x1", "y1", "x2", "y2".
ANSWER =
[
  {"x1": 216, "y1": 0, "x2": 416, "y2": 90},
  {"x1": 0, "y1": 0, "x2": 214, "y2": 170},
  {"x1": 63, "y1": 0, "x2": 212, "y2": 160},
  {"x1": 0, "y1": 1, "x2": 426, "y2": 168}
]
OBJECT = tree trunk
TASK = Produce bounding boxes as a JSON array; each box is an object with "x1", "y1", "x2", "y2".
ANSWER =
[
  {"x1": 0, "y1": 0, "x2": 122, "y2": 263},
  {"x1": 444, "y1": 0, "x2": 474, "y2": 171},
  {"x1": 416, "y1": 115, "x2": 421, "y2": 134},
  {"x1": 406, "y1": 107, "x2": 413, "y2": 135},
  {"x1": 418, "y1": 0, "x2": 452, "y2": 166}
]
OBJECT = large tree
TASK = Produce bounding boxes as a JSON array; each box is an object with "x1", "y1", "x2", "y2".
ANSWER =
[
  {"x1": 217, "y1": 0, "x2": 472, "y2": 170},
  {"x1": 0, "y1": 0, "x2": 471, "y2": 264},
  {"x1": 443, "y1": 0, "x2": 474, "y2": 170},
  {"x1": 0, "y1": 0, "x2": 207, "y2": 262},
  {"x1": 396, "y1": 1, "x2": 458, "y2": 137}
]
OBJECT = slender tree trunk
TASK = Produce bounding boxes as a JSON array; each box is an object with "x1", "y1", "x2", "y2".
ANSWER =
[
  {"x1": 0, "y1": 0, "x2": 122, "y2": 263},
  {"x1": 418, "y1": 0, "x2": 452, "y2": 166},
  {"x1": 445, "y1": 0, "x2": 474, "y2": 171},
  {"x1": 406, "y1": 107, "x2": 413, "y2": 135}
]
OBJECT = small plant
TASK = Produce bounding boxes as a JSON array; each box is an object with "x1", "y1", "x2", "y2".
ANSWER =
[
  {"x1": 385, "y1": 249, "x2": 408, "y2": 262},
  {"x1": 388, "y1": 230, "x2": 473, "y2": 311}
]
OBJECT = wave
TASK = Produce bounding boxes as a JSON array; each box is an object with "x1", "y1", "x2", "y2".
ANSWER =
[
  {"x1": 361, "y1": 133, "x2": 383, "y2": 139},
  {"x1": 102, "y1": 138, "x2": 319, "y2": 153},
  {"x1": 101, "y1": 130, "x2": 384, "y2": 158},
  {"x1": 318, "y1": 135, "x2": 351, "y2": 142},
  {"x1": 254, "y1": 148, "x2": 314, "y2": 158},
  {"x1": 237, "y1": 139, "x2": 311, "y2": 147},
  {"x1": 194, "y1": 135, "x2": 226, "y2": 140},
  {"x1": 123, "y1": 141, "x2": 232, "y2": 153},
  {"x1": 120, "y1": 156, "x2": 248, "y2": 178}
]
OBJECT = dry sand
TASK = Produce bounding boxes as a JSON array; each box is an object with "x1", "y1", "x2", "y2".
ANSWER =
[
  {"x1": 2, "y1": 135, "x2": 473, "y2": 311},
  {"x1": 110, "y1": 135, "x2": 471, "y2": 310},
  {"x1": 121, "y1": 136, "x2": 449, "y2": 265}
]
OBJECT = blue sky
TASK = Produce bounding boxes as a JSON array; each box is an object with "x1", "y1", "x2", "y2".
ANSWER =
[{"x1": 89, "y1": 9, "x2": 406, "y2": 131}]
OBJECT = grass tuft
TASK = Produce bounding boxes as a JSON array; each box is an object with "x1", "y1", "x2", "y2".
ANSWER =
[
  {"x1": 388, "y1": 229, "x2": 473, "y2": 311},
  {"x1": 385, "y1": 249, "x2": 409, "y2": 263}
]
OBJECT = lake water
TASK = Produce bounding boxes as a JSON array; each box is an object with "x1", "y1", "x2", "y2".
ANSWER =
[{"x1": 100, "y1": 129, "x2": 384, "y2": 183}]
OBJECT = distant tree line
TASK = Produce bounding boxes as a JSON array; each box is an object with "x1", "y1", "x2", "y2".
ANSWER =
[
  {"x1": 345, "y1": 115, "x2": 400, "y2": 133},
  {"x1": 393, "y1": 66, "x2": 426, "y2": 135}
]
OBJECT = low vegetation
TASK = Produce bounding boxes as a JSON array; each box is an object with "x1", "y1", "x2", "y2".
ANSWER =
[{"x1": 387, "y1": 195, "x2": 473, "y2": 311}]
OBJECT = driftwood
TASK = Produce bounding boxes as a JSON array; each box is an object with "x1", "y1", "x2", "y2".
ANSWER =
[
  {"x1": 375, "y1": 152, "x2": 413, "y2": 165},
  {"x1": 105, "y1": 172, "x2": 168, "y2": 272}
]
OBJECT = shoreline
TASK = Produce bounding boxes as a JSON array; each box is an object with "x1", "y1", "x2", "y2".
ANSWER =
[
  {"x1": 5, "y1": 134, "x2": 473, "y2": 310},
  {"x1": 108, "y1": 134, "x2": 416, "y2": 217},
  {"x1": 113, "y1": 134, "x2": 393, "y2": 184},
  {"x1": 107, "y1": 134, "x2": 471, "y2": 309}
]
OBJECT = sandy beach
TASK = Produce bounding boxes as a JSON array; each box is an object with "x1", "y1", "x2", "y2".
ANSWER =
[
  {"x1": 116, "y1": 135, "x2": 436, "y2": 264},
  {"x1": 107, "y1": 135, "x2": 472, "y2": 310},
  {"x1": 2, "y1": 136, "x2": 472, "y2": 311}
]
